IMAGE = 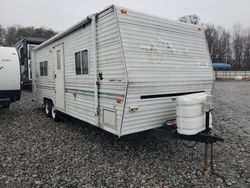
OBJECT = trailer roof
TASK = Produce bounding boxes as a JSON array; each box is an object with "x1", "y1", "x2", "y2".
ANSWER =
[
  {"x1": 25, "y1": 37, "x2": 46, "y2": 44},
  {"x1": 14, "y1": 37, "x2": 46, "y2": 48},
  {"x1": 34, "y1": 5, "x2": 114, "y2": 51},
  {"x1": 34, "y1": 5, "x2": 200, "y2": 51}
]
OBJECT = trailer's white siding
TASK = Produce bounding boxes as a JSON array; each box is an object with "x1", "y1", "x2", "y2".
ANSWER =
[
  {"x1": 33, "y1": 5, "x2": 214, "y2": 137},
  {"x1": 33, "y1": 45, "x2": 55, "y2": 104},
  {"x1": 115, "y1": 7, "x2": 214, "y2": 135},
  {"x1": 34, "y1": 24, "x2": 96, "y2": 124},
  {"x1": 33, "y1": 7, "x2": 126, "y2": 136},
  {"x1": 96, "y1": 8, "x2": 126, "y2": 135}
]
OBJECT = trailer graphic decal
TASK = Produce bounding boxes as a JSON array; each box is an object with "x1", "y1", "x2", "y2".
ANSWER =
[
  {"x1": 140, "y1": 37, "x2": 190, "y2": 57},
  {"x1": 140, "y1": 37, "x2": 210, "y2": 67}
]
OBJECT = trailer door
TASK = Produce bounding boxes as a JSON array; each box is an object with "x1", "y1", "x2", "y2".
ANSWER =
[{"x1": 54, "y1": 44, "x2": 65, "y2": 111}]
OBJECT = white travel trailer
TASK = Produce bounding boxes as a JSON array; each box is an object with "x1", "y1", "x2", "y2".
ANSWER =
[
  {"x1": 0, "y1": 47, "x2": 21, "y2": 108},
  {"x1": 32, "y1": 5, "x2": 214, "y2": 137}
]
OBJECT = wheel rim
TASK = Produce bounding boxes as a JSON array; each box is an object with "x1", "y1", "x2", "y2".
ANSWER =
[
  {"x1": 45, "y1": 103, "x2": 50, "y2": 115},
  {"x1": 51, "y1": 106, "x2": 56, "y2": 119}
]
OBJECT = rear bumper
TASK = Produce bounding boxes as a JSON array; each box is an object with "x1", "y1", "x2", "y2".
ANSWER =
[{"x1": 0, "y1": 90, "x2": 21, "y2": 103}]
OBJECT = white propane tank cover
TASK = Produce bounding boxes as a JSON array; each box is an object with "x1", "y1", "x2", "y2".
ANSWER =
[
  {"x1": 176, "y1": 93, "x2": 207, "y2": 106},
  {"x1": 176, "y1": 93, "x2": 211, "y2": 135},
  {"x1": 203, "y1": 94, "x2": 213, "y2": 112}
]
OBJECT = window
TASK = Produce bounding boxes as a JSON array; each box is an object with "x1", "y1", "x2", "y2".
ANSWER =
[
  {"x1": 56, "y1": 50, "x2": 61, "y2": 70},
  {"x1": 75, "y1": 50, "x2": 88, "y2": 75},
  {"x1": 40, "y1": 61, "x2": 48, "y2": 76}
]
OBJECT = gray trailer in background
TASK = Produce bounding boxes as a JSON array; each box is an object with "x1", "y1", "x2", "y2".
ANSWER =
[{"x1": 15, "y1": 37, "x2": 45, "y2": 88}]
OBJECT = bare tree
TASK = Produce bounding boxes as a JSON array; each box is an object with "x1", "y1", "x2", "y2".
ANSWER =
[
  {"x1": 4, "y1": 26, "x2": 19, "y2": 46},
  {"x1": 243, "y1": 28, "x2": 250, "y2": 69},
  {"x1": 204, "y1": 24, "x2": 221, "y2": 63},
  {"x1": 0, "y1": 24, "x2": 6, "y2": 46},
  {"x1": 203, "y1": 24, "x2": 232, "y2": 66},
  {"x1": 232, "y1": 23, "x2": 245, "y2": 69},
  {"x1": 179, "y1": 17, "x2": 249, "y2": 70},
  {"x1": 3, "y1": 25, "x2": 57, "y2": 46},
  {"x1": 217, "y1": 26, "x2": 231, "y2": 64}
]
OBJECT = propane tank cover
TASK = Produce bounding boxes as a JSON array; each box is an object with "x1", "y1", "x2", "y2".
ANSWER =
[{"x1": 176, "y1": 93, "x2": 212, "y2": 135}]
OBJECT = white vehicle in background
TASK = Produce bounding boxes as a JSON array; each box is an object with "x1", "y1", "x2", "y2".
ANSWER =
[{"x1": 0, "y1": 46, "x2": 21, "y2": 108}]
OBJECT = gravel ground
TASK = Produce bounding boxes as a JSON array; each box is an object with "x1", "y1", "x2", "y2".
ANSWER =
[{"x1": 0, "y1": 81, "x2": 249, "y2": 187}]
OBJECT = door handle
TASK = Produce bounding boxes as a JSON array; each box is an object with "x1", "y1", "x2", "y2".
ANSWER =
[{"x1": 54, "y1": 74, "x2": 56, "y2": 78}]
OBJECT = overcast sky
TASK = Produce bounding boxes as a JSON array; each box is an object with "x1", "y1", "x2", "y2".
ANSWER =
[{"x1": 0, "y1": 0, "x2": 249, "y2": 32}]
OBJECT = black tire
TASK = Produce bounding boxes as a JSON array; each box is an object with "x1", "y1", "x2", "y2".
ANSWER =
[{"x1": 44, "y1": 100, "x2": 52, "y2": 117}]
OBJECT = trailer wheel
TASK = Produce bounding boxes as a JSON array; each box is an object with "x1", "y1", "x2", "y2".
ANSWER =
[
  {"x1": 51, "y1": 106, "x2": 58, "y2": 121},
  {"x1": 44, "y1": 100, "x2": 52, "y2": 117}
]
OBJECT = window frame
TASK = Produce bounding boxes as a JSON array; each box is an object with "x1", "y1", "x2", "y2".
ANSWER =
[
  {"x1": 40, "y1": 61, "x2": 48, "y2": 77},
  {"x1": 74, "y1": 49, "x2": 89, "y2": 75}
]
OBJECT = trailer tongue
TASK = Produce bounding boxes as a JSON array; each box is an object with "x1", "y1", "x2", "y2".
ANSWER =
[
  {"x1": 172, "y1": 127, "x2": 223, "y2": 173},
  {"x1": 165, "y1": 93, "x2": 223, "y2": 173}
]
